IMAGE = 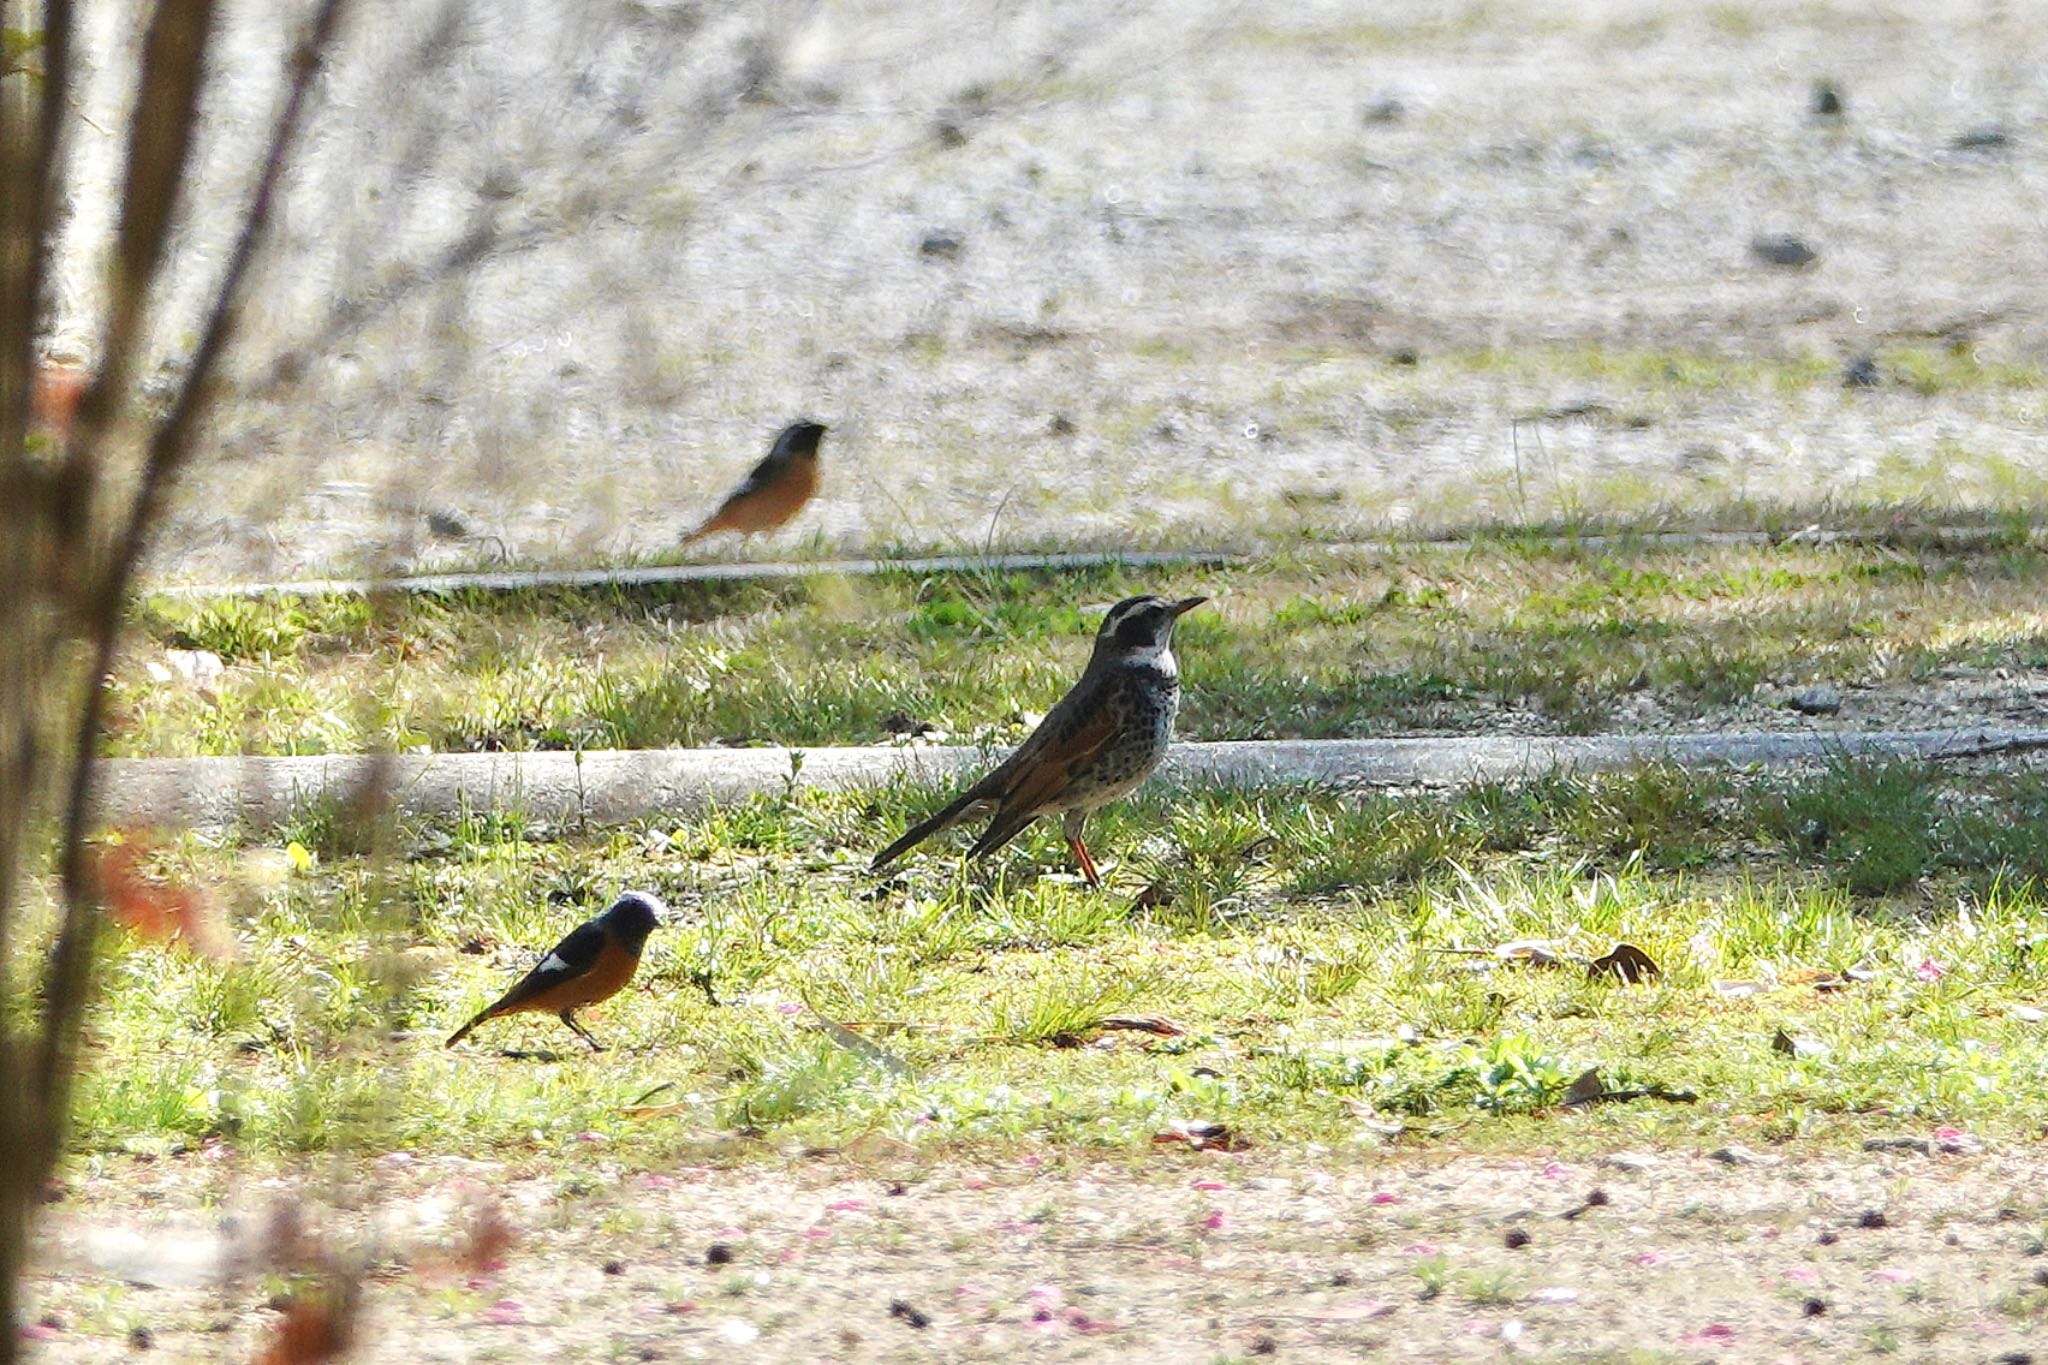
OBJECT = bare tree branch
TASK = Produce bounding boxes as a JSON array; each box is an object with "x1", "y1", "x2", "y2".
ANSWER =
[
  {"x1": 67, "y1": 0, "x2": 216, "y2": 464},
  {"x1": 33, "y1": 0, "x2": 355, "y2": 1167}
]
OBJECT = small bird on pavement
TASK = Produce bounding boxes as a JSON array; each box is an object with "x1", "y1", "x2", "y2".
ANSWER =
[
  {"x1": 445, "y1": 891, "x2": 666, "y2": 1052},
  {"x1": 683, "y1": 420, "x2": 828, "y2": 543},
  {"x1": 871, "y1": 594, "x2": 1207, "y2": 886}
]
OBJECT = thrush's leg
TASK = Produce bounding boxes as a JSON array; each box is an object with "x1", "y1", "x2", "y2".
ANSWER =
[
  {"x1": 1063, "y1": 809, "x2": 1101, "y2": 888},
  {"x1": 559, "y1": 1009, "x2": 606, "y2": 1053}
]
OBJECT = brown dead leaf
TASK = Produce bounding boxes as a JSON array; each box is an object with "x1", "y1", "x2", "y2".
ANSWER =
[
  {"x1": 256, "y1": 1286, "x2": 357, "y2": 1365},
  {"x1": 459, "y1": 1201, "x2": 517, "y2": 1276},
  {"x1": 1097, "y1": 1014, "x2": 1188, "y2": 1038},
  {"x1": 1153, "y1": 1118, "x2": 1250, "y2": 1152},
  {"x1": 1130, "y1": 880, "x2": 1174, "y2": 911},
  {"x1": 1587, "y1": 942, "x2": 1659, "y2": 984},
  {"x1": 94, "y1": 840, "x2": 234, "y2": 958},
  {"x1": 1495, "y1": 939, "x2": 1563, "y2": 967},
  {"x1": 31, "y1": 363, "x2": 87, "y2": 437},
  {"x1": 1563, "y1": 1067, "x2": 1606, "y2": 1105}
]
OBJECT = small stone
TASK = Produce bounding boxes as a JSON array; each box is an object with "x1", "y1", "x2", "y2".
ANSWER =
[
  {"x1": 931, "y1": 119, "x2": 967, "y2": 149},
  {"x1": 1816, "y1": 1230, "x2": 1839, "y2": 1246},
  {"x1": 1787, "y1": 684, "x2": 1841, "y2": 716},
  {"x1": 1750, "y1": 234, "x2": 1818, "y2": 268},
  {"x1": 1802, "y1": 1297, "x2": 1828, "y2": 1317},
  {"x1": 1387, "y1": 346, "x2": 1420, "y2": 366},
  {"x1": 1863, "y1": 1137, "x2": 1931, "y2": 1156},
  {"x1": 425, "y1": 509, "x2": 472, "y2": 540},
  {"x1": 918, "y1": 230, "x2": 964, "y2": 260},
  {"x1": 1810, "y1": 83, "x2": 1844, "y2": 117},
  {"x1": 1603, "y1": 1152, "x2": 1657, "y2": 1171},
  {"x1": 128, "y1": 1326, "x2": 155, "y2": 1350},
  {"x1": 603, "y1": 1259, "x2": 626, "y2": 1276},
  {"x1": 1952, "y1": 125, "x2": 2011, "y2": 151},
  {"x1": 705, "y1": 1242, "x2": 735, "y2": 1266},
  {"x1": 888, "y1": 1299, "x2": 931, "y2": 1330},
  {"x1": 1710, "y1": 1145, "x2": 1767, "y2": 1166},
  {"x1": 1842, "y1": 356, "x2": 1881, "y2": 388},
  {"x1": 1504, "y1": 1227, "x2": 1532, "y2": 1249},
  {"x1": 1856, "y1": 1210, "x2": 1890, "y2": 1229},
  {"x1": 1361, "y1": 97, "x2": 1405, "y2": 125}
]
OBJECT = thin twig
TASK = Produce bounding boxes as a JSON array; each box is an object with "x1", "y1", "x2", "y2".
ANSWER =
[{"x1": 37, "y1": 0, "x2": 354, "y2": 1121}]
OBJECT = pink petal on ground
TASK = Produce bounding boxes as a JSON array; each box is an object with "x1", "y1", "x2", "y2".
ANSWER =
[
  {"x1": 1192, "y1": 1180, "x2": 1228, "y2": 1191},
  {"x1": 778, "y1": 1003, "x2": 805, "y2": 1014},
  {"x1": 802, "y1": 1226, "x2": 833, "y2": 1240},
  {"x1": 1310, "y1": 1298, "x2": 1395, "y2": 1323},
  {"x1": 1018, "y1": 1154, "x2": 1043, "y2": 1169},
  {"x1": 1541, "y1": 1162, "x2": 1569, "y2": 1180},
  {"x1": 639, "y1": 1173, "x2": 677, "y2": 1189},
  {"x1": 1784, "y1": 1268, "x2": 1817, "y2": 1282},
  {"x1": 827, "y1": 1198, "x2": 869, "y2": 1213},
  {"x1": 1914, "y1": 958, "x2": 1947, "y2": 982},
  {"x1": 17, "y1": 1324, "x2": 60, "y2": 1342},
  {"x1": 1063, "y1": 1308, "x2": 1121, "y2": 1334},
  {"x1": 1932, "y1": 1125, "x2": 1965, "y2": 1140},
  {"x1": 1680, "y1": 1324, "x2": 1736, "y2": 1345},
  {"x1": 1631, "y1": 1252, "x2": 1668, "y2": 1267},
  {"x1": 1027, "y1": 1283, "x2": 1063, "y2": 1308},
  {"x1": 713, "y1": 1226, "x2": 747, "y2": 1239},
  {"x1": 1872, "y1": 1268, "x2": 1914, "y2": 1284},
  {"x1": 1403, "y1": 1243, "x2": 1439, "y2": 1256},
  {"x1": 1369, "y1": 1192, "x2": 1402, "y2": 1205},
  {"x1": 1202, "y1": 1210, "x2": 1225, "y2": 1231},
  {"x1": 485, "y1": 1299, "x2": 525, "y2": 1325}
]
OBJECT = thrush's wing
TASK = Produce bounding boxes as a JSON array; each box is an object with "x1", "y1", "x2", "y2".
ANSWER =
[
  {"x1": 962, "y1": 685, "x2": 1124, "y2": 859},
  {"x1": 481, "y1": 919, "x2": 609, "y2": 1016},
  {"x1": 872, "y1": 672, "x2": 1106, "y2": 869}
]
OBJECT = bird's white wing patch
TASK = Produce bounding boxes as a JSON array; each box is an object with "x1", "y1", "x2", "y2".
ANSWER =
[{"x1": 537, "y1": 953, "x2": 573, "y2": 974}]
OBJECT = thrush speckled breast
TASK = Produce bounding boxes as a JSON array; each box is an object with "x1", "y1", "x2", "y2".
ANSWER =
[{"x1": 871, "y1": 593, "x2": 1207, "y2": 886}]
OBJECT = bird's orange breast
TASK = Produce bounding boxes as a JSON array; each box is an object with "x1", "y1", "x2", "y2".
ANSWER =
[
  {"x1": 724, "y1": 459, "x2": 818, "y2": 533},
  {"x1": 510, "y1": 942, "x2": 642, "y2": 1015}
]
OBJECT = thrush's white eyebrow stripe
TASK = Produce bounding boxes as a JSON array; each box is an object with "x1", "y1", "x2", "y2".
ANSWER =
[{"x1": 538, "y1": 953, "x2": 572, "y2": 973}]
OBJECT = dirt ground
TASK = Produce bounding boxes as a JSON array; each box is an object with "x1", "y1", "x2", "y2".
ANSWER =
[
  {"x1": 24, "y1": 1143, "x2": 2048, "y2": 1361},
  {"x1": 54, "y1": 0, "x2": 2045, "y2": 579}
]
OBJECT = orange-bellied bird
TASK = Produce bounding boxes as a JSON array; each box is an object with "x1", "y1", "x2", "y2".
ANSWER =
[
  {"x1": 871, "y1": 594, "x2": 1207, "y2": 886},
  {"x1": 445, "y1": 892, "x2": 667, "y2": 1052},
  {"x1": 683, "y1": 420, "x2": 828, "y2": 543}
]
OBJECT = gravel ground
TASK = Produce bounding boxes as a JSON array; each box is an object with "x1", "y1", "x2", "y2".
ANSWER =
[
  {"x1": 50, "y1": 0, "x2": 2048, "y2": 579},
  {"x1": 25, "y1": 1146, "x2": 2048, "y2": 1360}
]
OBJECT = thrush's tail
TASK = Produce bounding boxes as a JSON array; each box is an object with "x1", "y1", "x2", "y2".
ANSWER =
[
  {"x1": 965, "y1": 805, "x2": 1041, "y2": 862},
  {"x1": 871, "y1": 788, "x2": 990, "y2": 871}
]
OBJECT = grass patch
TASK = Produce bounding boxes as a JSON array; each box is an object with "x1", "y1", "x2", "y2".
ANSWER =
[
  {"x1": 114, "y1": 537, "x2": 2048, "y2": 754},
  {"x1": 61, "y1": 760, "x2": 2048, "y2": 1164}
]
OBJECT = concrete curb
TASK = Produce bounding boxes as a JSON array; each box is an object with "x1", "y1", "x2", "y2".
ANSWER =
[
  {"x1": 93, "y1": 728, "x2": 2042, "y2": 834},
  {"x1": 145, "y1": 525, "x2": 2032, "y2": 600}
]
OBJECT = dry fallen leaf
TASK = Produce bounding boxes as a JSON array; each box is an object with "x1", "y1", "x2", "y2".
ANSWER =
[
  {"x1": 94, "y1": 840, "x2": 234, "y2": 959},
  {"x1": 1153, "y1": 1118, "x2": 1250, "y2": 1152},
  {"x1": 256, "y1": 1287, "x2": 356, "y2": 1365},
  {"x1": 1563, "y1": 1067, "x2": 1606, "y2": 1105},
  {"x1": 1588, "y1": 942, "x2": 1660, "y2": 984},
  {"x1": 1096, "y1": 1014, "x2": 1188, "y2": 1038},
  {"x1": 1494, "y1": 939, "x2": 1564, "y2": 968}
]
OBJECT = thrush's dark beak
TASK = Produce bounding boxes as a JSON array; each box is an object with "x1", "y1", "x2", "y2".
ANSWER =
[{"x1": 1170, "y1": 596, "x2": 1209, "y2": 615}]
